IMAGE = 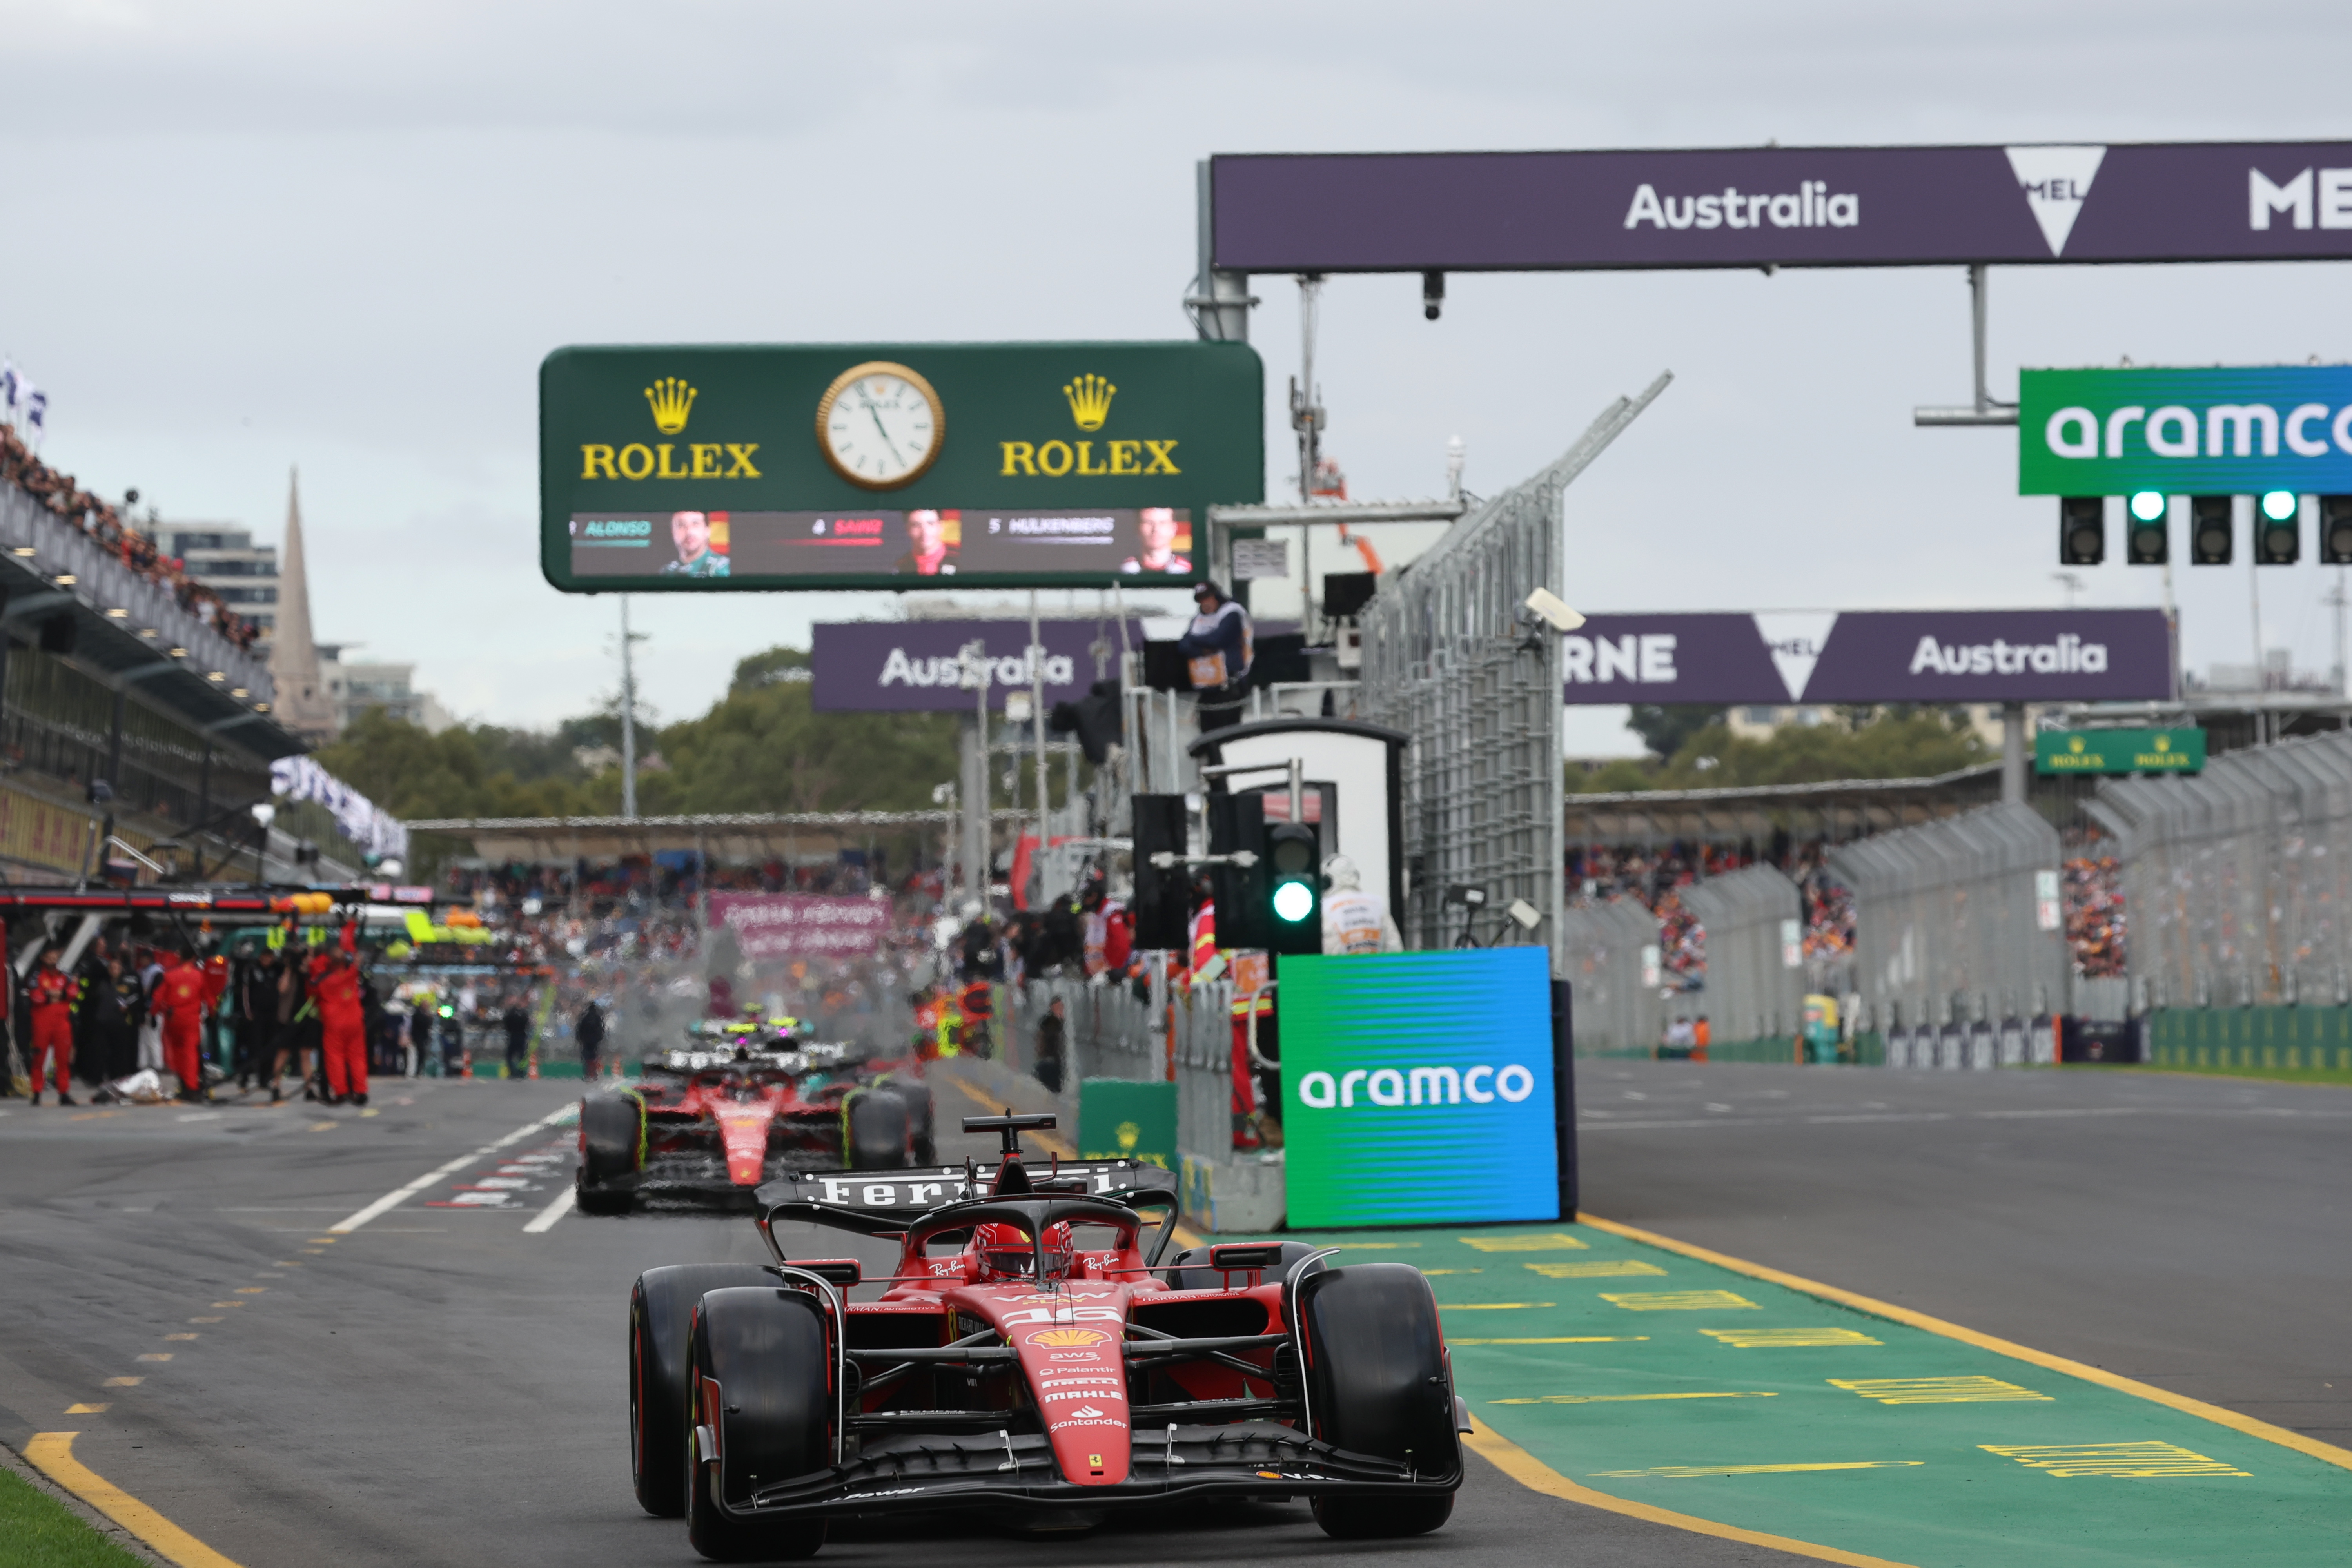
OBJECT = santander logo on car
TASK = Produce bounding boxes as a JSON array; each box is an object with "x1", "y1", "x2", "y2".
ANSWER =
[{"x1": 1295, "y1": 1063, "x2": 1537, "y2": 1110}]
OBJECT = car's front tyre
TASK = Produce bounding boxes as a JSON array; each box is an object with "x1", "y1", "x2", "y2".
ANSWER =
[{"x1": 686, "y1": 1287, "x2": 832, "y2": 1561}]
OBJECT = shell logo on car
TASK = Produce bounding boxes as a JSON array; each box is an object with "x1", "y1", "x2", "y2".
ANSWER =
[{"x1": 1027, "y1": 1327, "x2": 1110, "y2": 1348}]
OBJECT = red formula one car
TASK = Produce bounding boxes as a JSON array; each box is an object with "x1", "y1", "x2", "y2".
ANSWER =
[
  {"x1": 624, "y1": 1114, "x2": 1466, "y2": 1559},
  {"x1": 576, "y1": 1037, "x2": 936, "y2": 1214}
]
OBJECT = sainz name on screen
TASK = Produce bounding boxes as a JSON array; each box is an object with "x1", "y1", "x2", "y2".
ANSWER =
[{"x1": 567, "y1": 507, "x2": 1196, "y2": 581}]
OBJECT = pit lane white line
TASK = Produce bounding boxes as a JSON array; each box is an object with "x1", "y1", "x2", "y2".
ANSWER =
[
  {"x1": 522, "y1": 1187, "x2": 576, "y2": 1234},
  {"x1": 328, "y1": 1105, "x2": 578, "y2": 1233}
]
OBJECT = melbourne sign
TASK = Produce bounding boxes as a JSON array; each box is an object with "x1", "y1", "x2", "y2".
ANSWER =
[
  {"x1": 705, "y1": 893, "x2": 892, "y2": 959},
  {"x1": 1559, "y1": 609, "x2": 2173, "y2": 705},
  {"x1": 1279, "y1": 948, "x2": 1559, "y2": 1227},
  {"x1": 810, "y1": 619, "x2": 1137, "y2": 713},
  {"x1": 2020, "y1": 365, "x2": 2352, "y2": 495},
  {"x1": 2035, "y1": 727, "x2": 2205, "y2": 776},
  {"x1": 1210, "y1": 144, "x2": 2352, "y2": 272},
  {"x1": 540, "y1": 342, "x2": 1261, "y2": 593}
]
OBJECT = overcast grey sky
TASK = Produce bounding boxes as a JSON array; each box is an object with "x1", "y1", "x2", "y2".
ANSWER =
[{"x1": 5, "y1": 0, "x2": 2350, "y2": 746}]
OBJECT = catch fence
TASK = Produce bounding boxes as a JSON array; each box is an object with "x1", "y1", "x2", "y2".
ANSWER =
[
  {"x1": 2087, "y1": 728, "x2": 2352, "y2": 1010},
  {"x1": 1828, "y1": 802, "x2": 2069, "y2": 1049},
  {"x1": 1679, "y1": 865, "x2": 1804, "y2": 1054},
  {"x1": 1359, "y1": 374, "x2": 1670, "y2": 968},
  {"x1": 1556, "y1": 900, "x2": 1662, "y2": 1056}
]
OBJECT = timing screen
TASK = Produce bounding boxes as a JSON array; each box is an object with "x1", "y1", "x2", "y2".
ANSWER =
[{"x1": 567, "y1": 507, "x2": 1196, "y2": 582}]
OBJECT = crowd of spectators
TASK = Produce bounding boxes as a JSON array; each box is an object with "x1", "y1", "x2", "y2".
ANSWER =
[
  {"x1": 0, "y1": 423, "x2": 264, "y2": 652},
  {"x1": 1567, "y1": 839, "x2": 1854, "y2": 991},
  {"x1": 2063, "y1": 848, "x2": 2127, "y2": 978}
]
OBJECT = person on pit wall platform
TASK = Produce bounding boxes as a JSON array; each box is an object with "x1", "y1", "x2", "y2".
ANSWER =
[
  {"x1": 1319, "y1": 855, "x2": 1403, "y2": 955},
  {"x1": 307, "y1": 925, "x2": 369, "y2": 1105},
  {"x1": 26, "y1": 945, "x2": 77, "y2": 1107},
  {"x1": 1176, "y1": 581, "x2": 1251, "y2": 733}
]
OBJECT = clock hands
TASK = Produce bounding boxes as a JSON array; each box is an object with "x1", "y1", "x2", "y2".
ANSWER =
[{"x1": 855, "y1": 388, "x2": 909, "y2": 470}]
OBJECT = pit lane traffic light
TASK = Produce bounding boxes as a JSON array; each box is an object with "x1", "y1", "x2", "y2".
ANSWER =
[
  {"x1": 2058, "y1": 497, "x2": 2103, "y2": 565},
  {"x1": 2126, "y1": 492, "x2": 2168, "y2": 564},
  {"x1": 1262, "y1": 819, "x2": 1321, "y2": 956},
  {"x1": 2324, "y1": 496, "x2": 2352, "y2": 564},
  {"x1": 2190, "y1": 496, "x2": 2233, "y2": 565},
  {"x1": 2256, "y1": 491, "x2": 2301, "y2": 564}
]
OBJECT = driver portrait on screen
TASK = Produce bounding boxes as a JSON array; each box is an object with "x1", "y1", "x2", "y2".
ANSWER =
[
  {"x1": 663, "y1": 510, "x2": 730, "y2": 578},
  {"x1": 895, "y1": 509, "x2": 958, "y2": 575},
  {"x1": 1120, "y1": 507, "x2": 1192, "y2": 574}
]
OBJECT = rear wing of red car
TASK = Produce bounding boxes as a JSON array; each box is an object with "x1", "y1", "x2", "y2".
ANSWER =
[{"x1": 760, "y1": 1159, "x2": 1174, "y2": 1216}]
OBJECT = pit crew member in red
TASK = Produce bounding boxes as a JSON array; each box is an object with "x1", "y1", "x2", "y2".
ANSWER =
[
  {"x1": 153, "y1": 947, "x2": 223, "y2": 1102},
  {"x1": 307, "y1": 924, "x2": 369, "y2": 1106},
  {"x1": 26, "y1": 944, "x2": 78, "y2": 1106}
]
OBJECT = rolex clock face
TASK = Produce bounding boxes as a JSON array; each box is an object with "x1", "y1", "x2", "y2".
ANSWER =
[{"x1": 815, "y1": 362, "x2": 944, "y2": 490}]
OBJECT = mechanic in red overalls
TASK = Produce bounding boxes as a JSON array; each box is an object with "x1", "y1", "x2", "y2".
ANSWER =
[
  {"x1": 26, "y1": 944, "x2": 78, "y2": 1106},
  {"x1": 154, "y1": 947, "x2": 224, "y2": 1103},
  {"x1": 307, "y1": 923, "x2": 368, "y2": 1106}
]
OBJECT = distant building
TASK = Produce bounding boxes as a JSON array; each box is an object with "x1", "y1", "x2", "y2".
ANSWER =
[
  {"x1": 163, "y1": 524, "x2": 281, "y2": 636},
  {"x1": 321, "y1": 649, "x2": 452, "y2": 733}
]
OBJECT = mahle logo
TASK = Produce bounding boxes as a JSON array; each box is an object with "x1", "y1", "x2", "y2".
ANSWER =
[{"x1": 1002, "y1": 371, "x2": 1178, "y2": 478}]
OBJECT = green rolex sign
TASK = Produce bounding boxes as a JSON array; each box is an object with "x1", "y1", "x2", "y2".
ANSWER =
[
  {"x1": 539, "y1": 341, "x2": 1263, "y2": 593},
  {"x1": 2035, "y1": 727, "x2": 2206, "y2": 775}
]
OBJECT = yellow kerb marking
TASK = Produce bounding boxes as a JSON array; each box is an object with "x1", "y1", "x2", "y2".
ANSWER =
[
  {"x1": 164, "y1": 1334, "x2": 198, "y2": 1341},
  {"x1": 1833, "y1": 1376, "x2": 2051, "y2": 1405},
  {"x1": 1529, "y1": 1260, "x2": 1667, "y2": 1278},
  {"x1": 234, "y1": 1287, "x2": 266, "y2": 1294},
  {"x1": 211, "y1": 1302, "x2": 244, "y2": 1309},
  {"x1": 308, "y1": 1122, "x2": 335, "y2": 1132},
  {"x1": 1982, "y1": 1441, "x2": 2248, "y2": 1478},
  {"x1": 1493, "y1": 1392, "x2": 1778, "y2": 1406},
  {"x1": 1452, "y1": 1336, "x2": 1650, "y2": 1345},
  {"x1": 65, "y1": 1404, "x2": 109, "y2": 1414},
  {"x1": 1592, "y1": 1461, "x2": 1925, "y2": 1479},
  {"x1": 135, "y1": 1354, "x2": 172, "y2": 1362},
  {"x1": 1582, "y1": 1211, "x2": 2352, "y2": 1475},
  {"x1": 1463, "y1": 1233, "x2": 1589, "y2": 1252},
  {"x1": 102, "y1": 1378, "x2": 143, "y2": 1388},
  {"x1": 1444, "y1": 1302, "x2": 1555, "y2": 1310},
  {"x1": 191, "y1": 1317, "x2": 222, "y2": 1324},
  {"x1": 307, "y1": 1238, "x2": 337, "y2": 1245},
  {"x1": 1704, "y1": 1327, "x2": 1882, "y2": 1348},
  {"x1": 1464, "y1": 1417, "x2": 1923, "y2": 1568},
  {"x1": 27, "y1": 1432, "x2": 250, "y2": 1568},
  {"x1": 1603, "y1": 1291, "x2": 1757, "y2": 1312}
]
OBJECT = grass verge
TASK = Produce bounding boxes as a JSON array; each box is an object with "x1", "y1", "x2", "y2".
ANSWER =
[
  {"x1": 0, "y1": 1465, "x2": 147, "y2": 1568},
  {"x1": 2087, "y1": 1062, "x2": 2352, "y2": 1089}
]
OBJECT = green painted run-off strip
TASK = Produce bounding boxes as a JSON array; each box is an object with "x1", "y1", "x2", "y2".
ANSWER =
[{"x1": 1275, "y1": 1223, "x2": 2351, "y2": 1568}]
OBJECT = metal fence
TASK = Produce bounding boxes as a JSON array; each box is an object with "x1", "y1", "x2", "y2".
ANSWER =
[
  {"x1": 1828, "y1": 802, "x2": 2068, "y2": 1036},
  {"x1": 1557, "y1": 899, "x2": 1662, "y2": 1055},
  {"x1": 1359, "y1": 374, "x2": 1670, "y2": 967},
  {"x1": 1680, "y1": 865, "x2": 1803, "y2": 1047},
  {"x1": 1001, "y1": 973, "x2": 1230, "y2": 1152},
  {"x1": 2087, "y1": 729, "x2": 2352, "y2": 1009}
]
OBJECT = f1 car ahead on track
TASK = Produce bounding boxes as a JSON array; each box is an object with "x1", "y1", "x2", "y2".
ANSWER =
[
  {"x1": 625, "y1": 1113, "x2": 1466, "y2": 1559},
  {"x1": 575, "y1": 1034, "x2": 936, "y2": 1213}
]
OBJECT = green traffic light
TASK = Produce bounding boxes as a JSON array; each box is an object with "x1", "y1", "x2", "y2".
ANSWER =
[
  {"x1": 1272, "y1": 880, "x2": 1315, "y2": 923},
  {"x1": 2261, "y1": 490, "x2": 2298, "y2": 522},
  {"x1": 2129, "y1": 491, "x2": 2166, "y2": 523}
]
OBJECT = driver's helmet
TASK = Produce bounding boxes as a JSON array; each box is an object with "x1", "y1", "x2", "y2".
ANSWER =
[{"x1": 973, "y1": 1221, "x2": 1076, "y2": 1281}]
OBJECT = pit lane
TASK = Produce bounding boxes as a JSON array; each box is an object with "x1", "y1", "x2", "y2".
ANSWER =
[{"x1": 0, "y1": 1059, "x2": 2340, "y2": 1566}]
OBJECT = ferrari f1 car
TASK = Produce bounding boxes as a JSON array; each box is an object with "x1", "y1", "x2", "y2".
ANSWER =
[
  {"x1": 575, "y1": 1037, "x2": 936, "y2": 1214},
  {"x1": 624, "y1": 1113, "x2": 1466, "y2": 1559}
]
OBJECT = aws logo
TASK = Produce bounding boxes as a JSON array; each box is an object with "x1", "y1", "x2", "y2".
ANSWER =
[
  {"x1": 579, "y1": 377, "x2": 762, "y2": 481},
  {"x1": 1297, "y1": 1063, "x2": 1539, "y2": 1110},
  {"x1": 1000, "y1": 370, "x2": 1178, "y2": 478}
]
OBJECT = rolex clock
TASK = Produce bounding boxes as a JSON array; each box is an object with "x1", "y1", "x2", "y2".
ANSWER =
[{"x1": 815, "y1": 362, "x2": 944, "y2": 489}]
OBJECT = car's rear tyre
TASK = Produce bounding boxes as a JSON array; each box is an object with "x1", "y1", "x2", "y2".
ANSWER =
[
  {"x1": 579, "y1": 1093, "x2": 645, "y2": 1213},
  {"x1": 630, "y1": 1264, "x2": 778, "y2": 1518},
  {"x1": 890, "y1": 1082, "x2": 936, "y2": 1166},
  {"x1": 687, "y1": 1287, "x2": 832, "y2": 1561},
  {"x1": 844, "y1": 1089, "x2": 910, "y2": 1170},
  {"x1": 1294, "y1": 1262, "x2": 1459, "y2": 1540},
  {"x1": 1166, "y1": 1240, "x2": 1325, "y2": 1292}
]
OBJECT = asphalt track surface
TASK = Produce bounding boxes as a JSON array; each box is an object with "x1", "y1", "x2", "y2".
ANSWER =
[{"x1": 0, "y1": 1058, "x2": 2341, "y2": 1567}]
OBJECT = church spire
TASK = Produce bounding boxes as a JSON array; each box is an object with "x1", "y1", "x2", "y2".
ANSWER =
[{"x1": 267, "y1": 466, "x2": 337, "y2": 742}]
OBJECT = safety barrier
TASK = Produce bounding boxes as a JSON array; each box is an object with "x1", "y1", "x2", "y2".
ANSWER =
[
  {"x1": 1679, "y1": 864, "x2": 1804, "y2": 1054},
  {"x1": 1557, "y1": 900, "x2": 1663, "y2": 1056},
  {"x1": 2088, "y1": 730, "x2": 2352, "y2": 1011},
  {"x1": 2141, "y1": 1005, "x2": 2352, "y2": 1072},
  {"x1": 1829, "y1": 802, "x2": 2068, "y2": 1041}
]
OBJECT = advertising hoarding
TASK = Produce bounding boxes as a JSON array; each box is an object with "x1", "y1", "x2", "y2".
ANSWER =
[
  {"x1": 2019, "y1": 365, "x2": 2352, "y2": 495},
  {"x1": 1558, "y1": 609, "x2": 2174, "y2": 706},
  {"x1": 1211, "y1": 144, "x2": 2352, "y2": 273},
  {"x1": 540, "y1": 342, "x2": 1261, "y2": 593},
  {"x1": 1279, "y1": 948, "x2": 1559, "y2": 1228},
  {"x1": 810, "y1": 619, "x2": 1138, "y2": 713},
  {"x1": 705, "y1": 893, "x2": 892, "y2": 959},
  {"x1": 2034, "y1": 727, "x2": 2205, "y2": 775}
]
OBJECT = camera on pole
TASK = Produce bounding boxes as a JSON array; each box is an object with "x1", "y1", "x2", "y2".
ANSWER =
[{"x1": 2058, "y1": 497, "x2": 2103, "y2": 565}]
